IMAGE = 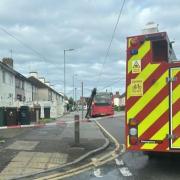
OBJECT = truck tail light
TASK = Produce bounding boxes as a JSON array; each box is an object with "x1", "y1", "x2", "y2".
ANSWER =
[
  {"x1": 129, "y1": 118, "x2": 138, "y2": 145},
  {"x1": 129, "y1": 118, "x2": 137, "y2": 126},
  {"x1": 129, "y1": 136, "x2": 138, "y2": 145},
  {"x1": 129, "y1": 127, "x2": 137, "y2": 136}
]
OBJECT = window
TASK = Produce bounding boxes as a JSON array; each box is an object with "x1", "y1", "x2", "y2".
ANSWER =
[
  {"x1": 15, "y1": 79, "x2": 20, "y2": 88},
  {"x1": 9, "y1": 74, "x2": 13, "y2": 85},
  {"x1": 152, "y1": 40, "x2": 168, "y2": 62},
  {"x1": 2, "y1": 71, "x2": 5, "y2": 83},
  {"x1": 22, "y1": 81, "x2": 24, "y2": 90},
  {"x1": 17, "y1": 94, "x2": 22, "y2": 101},
  {"x1": 15, "y1": 79, "x2": 24, "y2": 89},
  {"x1": 48, "y1": 90, "x2": 52, "y2": 101}
]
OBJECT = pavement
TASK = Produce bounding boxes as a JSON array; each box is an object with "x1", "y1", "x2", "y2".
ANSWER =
[{"x1": 0, "y1": 111, "x2": 108, "y2": 180}]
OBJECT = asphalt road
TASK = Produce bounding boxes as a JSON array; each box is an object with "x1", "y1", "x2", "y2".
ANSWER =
[{"x1": 68, "y1": 113, "x2": 180, "y2": 180}]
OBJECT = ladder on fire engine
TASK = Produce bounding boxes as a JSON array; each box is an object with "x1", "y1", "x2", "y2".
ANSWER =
[{"x1": 85, "y1": 88, "x2": 97, "y2": 118}]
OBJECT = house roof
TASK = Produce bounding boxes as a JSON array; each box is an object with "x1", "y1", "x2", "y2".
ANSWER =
[
  {"x1": 114, "y1": 92, "x2": 125, "y2": 98},
  {"x1": 0, "y1": 61, "x2": 29, "y2": 82},
  {"x1": 28, "y1": 76, "x2": 63, "y2": 97},
  {"x1": 28, "y1": 76, "x2": 48, "y2": 88},
  {"x1": 0, "y1": 60, "x2": 63, "y2": 98}
]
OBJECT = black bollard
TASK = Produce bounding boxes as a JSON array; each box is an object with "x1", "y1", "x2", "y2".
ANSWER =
[{"x1": 74, "y1": 114, "x2": 80, "y2": 145}]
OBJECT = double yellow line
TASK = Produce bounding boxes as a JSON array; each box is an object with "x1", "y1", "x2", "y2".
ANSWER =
[{"x1": 35, "y1": 121, "x2": 124, "y2": 180}]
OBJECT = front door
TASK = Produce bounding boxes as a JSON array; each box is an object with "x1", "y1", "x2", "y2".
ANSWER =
[
  {"x1": 44, "y1": 107, "x2": 50, "y2": 119},
  {"x1": 170, "y1": 67, "x2": 180, "y2": 149}
]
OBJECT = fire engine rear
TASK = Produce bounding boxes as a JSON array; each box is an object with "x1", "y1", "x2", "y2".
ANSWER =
[{"x1": 126, "y1": 23, "x2": 180, "y2": 153}]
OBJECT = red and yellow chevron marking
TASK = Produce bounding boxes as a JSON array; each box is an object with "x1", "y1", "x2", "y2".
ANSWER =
[
  {"x1": 127, "y1": 70, "x2": 170, "y2": 119},
  {"x1": 126, "y1": 35, "x2": 180, "y2": 152},
  {"x1": 126, "y1": 64, "x2": 168, "y2": 110},
  {"x1": 171, "y1": 68, "x2": 180, "y2": 149},
  {"x1": 127, "y1": 41, "x2": 151, "y2": 74}
]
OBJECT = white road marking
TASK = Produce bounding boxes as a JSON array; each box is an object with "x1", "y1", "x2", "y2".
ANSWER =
[
  {"x1": 115, "y1": 158, "x2": 124, "y2": 166},
  {"x1": 115, "y1": 158, "x2": 133, "y2": 177},
  {"x1": 121, "y1": 144, "x2": 126, "y2": 153},
  {"x1": 94, "y1": 168, "x2": 103, "y2": 178},
  {"x1": 119, "y1": 167, "x2": 132, "y2": 177}
]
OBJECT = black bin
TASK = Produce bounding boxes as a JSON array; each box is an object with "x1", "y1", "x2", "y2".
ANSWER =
[
  {"x1": 5, "y1": 107, "x2": 18, "y2": 126},
  {"x1": 0, "y1": 107, "x2": 5, "y2": 126},
  {"x1": 19, "y1": 106, "x2": 30, "y2": 125}
]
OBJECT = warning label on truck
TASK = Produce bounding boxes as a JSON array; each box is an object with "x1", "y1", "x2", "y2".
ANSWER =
[
  {"x1": 131, "y1": 79, "x2": 143, "y2": 96},
  {"x1": 132, "y1": 60, "x2": 141, "y2": 73}
]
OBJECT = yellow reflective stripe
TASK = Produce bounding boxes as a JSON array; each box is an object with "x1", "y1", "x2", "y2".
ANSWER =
[
  {"x1": 139, "y1": 96, "x2": 168, "y2": 137},
  {"x1": 141, "y1": 123, "x2": 168, "y2": 150},
  {"x1": 172, "y1": 69, "x2": 180, "y2": 103},
  {"x1": 172, "y1": 111, "x2": 180, "y2": 130},
  {"x1": 129, "y1": 112, "x2": 180, "y2": 150},
  {"x1": 128, "y1": 41, "x2": 151, "y2": 73},
  {"x1": 171, "y1": 68, "x2": 180, "y2": 148},
  {"x1": 139, "y1": 84, "x2": 180, "y2": 137},
  {"x1": 173, "y1": 138, "x2": 180, "y2": 147},
  {"x1": 172, "y1": 69, "x2": 180, "y2": 77},
  {"x1": 127, "y1": 135, "x2": 130, "y2": 148},
  {"x1": 172, "y1": 112, "x2": 180, "y2": 128},
  {"x1": 128, "y1": 38, "x2": 132, "y2": 48},
  {"x1": 127, "y1": 63, "x2": 160, "y2": 99},
  {"x1": 127, "y1": 70, "x2": 169, "y2": 119},
  {"x1": 172, "y1": 111, "x2": 180, "y2": 148}
]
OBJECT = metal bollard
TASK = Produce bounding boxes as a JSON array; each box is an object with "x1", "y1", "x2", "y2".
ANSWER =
[{"x1": 74, "y1": 114, "x2": 80, "y2": 145}]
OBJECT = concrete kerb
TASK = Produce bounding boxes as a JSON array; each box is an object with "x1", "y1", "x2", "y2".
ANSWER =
[
  {"x1": 15, "y1": 121, "x2": 110, "y2": 180},
  {"x1": 34, "y1": 118, "x2": 125, "y2": 180}
]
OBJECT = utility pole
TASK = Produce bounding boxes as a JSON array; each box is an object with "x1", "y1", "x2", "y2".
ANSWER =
[
  {"x1": 63, "y1": 50, "x2": 66, "y2": 113},
  {"x1": 75, "y1": 87, "x2": 77, "y2": 111},
  {"x1": 73, "y1": 73, "x2": 77, "y2": 111},
  {"x1": 73, "y1": 73, "x2": 74, "y2": 110},
  {"x1": 81, "y1": 82, "x2": 84, "y2": 120},
  {"x1": 64, "y1": 48, "x2": 75, "y2": 112},
  {"x1": 10, "y1": 49, "x2": 13, "y2": 58}
]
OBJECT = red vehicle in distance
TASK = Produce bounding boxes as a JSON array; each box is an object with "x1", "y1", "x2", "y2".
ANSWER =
[{"x1": 91, "y1": 92, "x2": 114, "y2": 117}]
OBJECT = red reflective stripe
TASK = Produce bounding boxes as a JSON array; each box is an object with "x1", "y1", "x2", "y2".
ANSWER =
[
  {"x1": 140, "y1": 112, "x2": 168, "y2": 141},
  {"x1": 154, "y1": 140, "x2": 169, "y2": 151},
  {"x1": 135, "y1": 85, "x2": 168, "y2": 124},
  {"x1": 126, "y1": 64, "x2": 168, "y2": 110},
  {"x1": 139, "y1": 99, "x2": 179, "y2": 143}
]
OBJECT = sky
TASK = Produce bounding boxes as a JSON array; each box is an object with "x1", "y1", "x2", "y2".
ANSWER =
[{"x1": 0, "y1": 0, "x2": 180, "y2": 99}]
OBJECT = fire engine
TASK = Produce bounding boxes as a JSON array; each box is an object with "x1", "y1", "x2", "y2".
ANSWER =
[{"x1": 125, "y1": 23, "x2": 180, "y2": 153}]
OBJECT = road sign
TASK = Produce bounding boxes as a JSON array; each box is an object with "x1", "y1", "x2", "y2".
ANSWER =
[
  {"x1": 131, "y1": 79, "x2": 143, "y2": 96},
  {"x1": 132, "y1": 60, "x2": 141, "y2": 73}
]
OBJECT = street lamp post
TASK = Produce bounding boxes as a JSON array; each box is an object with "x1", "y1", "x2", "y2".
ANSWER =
[
  {"x1": 63, "y1": 48, "x2": 74, "y2": 112},
  {"x1": 73, "y1": 73, "x2": 77, "y2": 111}
]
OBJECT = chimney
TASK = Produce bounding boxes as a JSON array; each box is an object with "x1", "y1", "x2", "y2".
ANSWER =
[
  {"x1": 2, "y1": 57, "x2": 13, "y2": 68},
  {"x1": 39, "y1": 77, "x2": 45, "y2": 83},
  {"x1": 116, "y1": 91, "x2": 120, "y2": 95},
  {"x1": 29, "y1": 71, "x2": 38, "y2": 79},
  {"x1": 142, "y1": 22, "x2": 159, "y2": 34}
]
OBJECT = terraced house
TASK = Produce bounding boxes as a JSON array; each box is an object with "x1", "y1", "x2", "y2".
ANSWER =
[{"x1": 0, "y1": 58, "x2": 64, "y2": 120}]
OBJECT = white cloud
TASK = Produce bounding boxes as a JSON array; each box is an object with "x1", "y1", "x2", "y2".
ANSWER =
[{"x1": 0, "y1": 0, "x2": 180, "y2": 97}]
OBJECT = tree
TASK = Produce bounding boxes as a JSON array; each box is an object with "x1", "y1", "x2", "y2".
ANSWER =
[{"x1": 68, "y1": 97, "x2": 74, "y2": 111}]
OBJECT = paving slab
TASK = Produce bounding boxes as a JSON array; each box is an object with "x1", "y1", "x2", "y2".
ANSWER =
[
  {"x1": 6, "y1": 140, "x2": 39, "y2": 151},
  {"x1": 0, "y1": 151, "x2": 68, "y2": 179},
  {"x1": 0, "y1": 112, "x2": 108, "y2": 179}
]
